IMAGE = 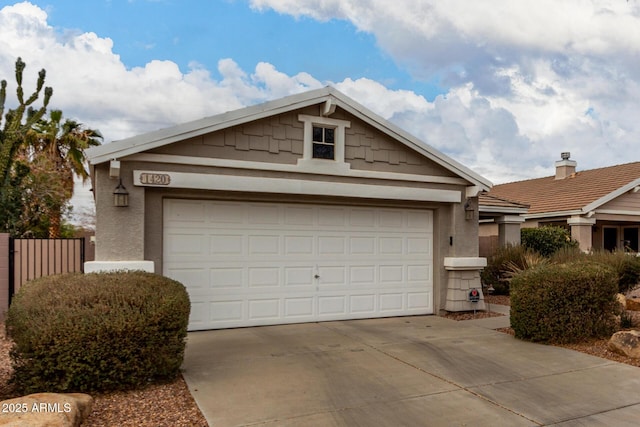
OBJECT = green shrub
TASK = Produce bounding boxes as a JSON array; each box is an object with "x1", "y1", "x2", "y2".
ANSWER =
[
  {"x1": 510, "y1": 261, "x2": 619, "y2": 343},
  {"x1": 481, "y1": 244, "x2": 537, "y2": 295},
  {"x1": 588, "y1": 251, "x2": 640, "y2": 294},
  {"x1": 521, "y1": 226, "x2": 578, "y2": 257},
  {"x1": 5, "y1": 271, "x2": 190, "y2": 394}
]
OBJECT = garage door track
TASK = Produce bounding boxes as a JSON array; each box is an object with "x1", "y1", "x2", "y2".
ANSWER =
[{"x1": 182, "y1": 316, "x2": 640, "y2": 426}]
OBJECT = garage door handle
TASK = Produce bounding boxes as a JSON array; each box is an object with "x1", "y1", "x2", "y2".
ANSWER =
[{"x1": 314, "y1": 274, "x2": 320, "y2": 279}]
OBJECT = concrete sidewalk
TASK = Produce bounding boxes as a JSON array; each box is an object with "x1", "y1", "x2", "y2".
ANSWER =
[
  {"x1": 182, "y1": 314, "x2": 640, "y2": 426},
  {"x1": 462, "y1": 302, "x2": 511, "y2": 329}
]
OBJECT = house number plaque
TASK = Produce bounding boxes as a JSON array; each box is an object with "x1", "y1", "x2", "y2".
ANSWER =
[{"x1": 139, "y1": 173, "x2": 171, "y2": 185}]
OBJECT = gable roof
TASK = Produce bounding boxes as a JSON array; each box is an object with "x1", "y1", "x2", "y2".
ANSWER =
[
  {"x1": 489, "y1": 161, "x2": 640, "y2": 217},
  {"x1": 86, "y1": 86, "x2": 491, "y2": 190}
]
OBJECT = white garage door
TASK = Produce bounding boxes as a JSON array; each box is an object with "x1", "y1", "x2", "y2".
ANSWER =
[{"x1": 163, "y1": 199, "x2": 433, "y2": 330}]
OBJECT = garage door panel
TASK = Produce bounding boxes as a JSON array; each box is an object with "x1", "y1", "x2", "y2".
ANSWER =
[
  {"x1": 166, "y1": 200, "x2": 206, "y2": 223},
  {"x1": 318, "y1": 207, "x2": 347, "y2": 226},
  {"x1": 285, "y1": 235, "x2": 314, "y2": 254},
  {"x1": 318, "y1": 236, "x2": 346, "y2": 255},
  {"x1": 248, "y1": 267, "x2": 280, "y2": 287},
  {"x1": 209, "y1": 268, "x2": 244, "y2": 288},
  {"x1": 349, "y1": 265, "x2": 375, "y2": 284},
  {"x1": 317, "y1": 265, "x2": 346, "y2": 285},
  {"x1": 210, "y1": 300, "x2": 244, "y2": 322},
  {"x1": 379, "y1": 265, "x2": 404, "y2": 283},
  {"x1": 408, "y1": 237, "x2": 431, "y2": 254},
  {"x1": 408, "y1": 292, "x2": 431, "y2": 310},
  {"x1": 248, "y1": 299, "x2": 280, "y2": 320},
  {"x1": 379, "y1": 237, "x2": 403, "y2": 254},
  {"x1": 285, "y1": 206, "x2": 315, "y2": 225},
  {"x1": 209, "y1": 202, "x2": 247, "y2": 224},
  {"x1": 350, "y1": 295, "x2": 376, "y2": 313},
  {"x1": 284, "y1": 297, "x2": 315, "y2": 317},
  {"x1": 165, "y1": 233, "x2": 206, "y2": 255},
  {"x1": 285, "y1": 267, "x2": 315, "y2": 286},
  {"x1": 248, "y1": 235, "x2": 280, "y2": 255},
  {"x1": 380, "y1": 293, "x2": 404, "y2": 312},
  {"x1": 211, "y1": 235, "x2": 244, "y2": 255},
  {"x1": 166, "y1": 267, "x2": 208, "y2": 290},
  {"x1": 350, "y1": 236, "x2": 376, "y2": 254},
  {"x1": 248, "y1": 204, "x2": 280, "y2": 224},
  {"x1": 163, "y1": 199, "x2": 433, "y2": 330},
  {"x1": 407, "y1": 265, "x2": 430, "y2": 282},
  {"x1": 318, "y1": 296, "x2": 347, "y2": 316}
]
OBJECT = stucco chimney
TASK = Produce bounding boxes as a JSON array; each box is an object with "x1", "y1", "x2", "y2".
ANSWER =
[{"x1": 555, "y1": 152, "x2": 577, "y2": 180}]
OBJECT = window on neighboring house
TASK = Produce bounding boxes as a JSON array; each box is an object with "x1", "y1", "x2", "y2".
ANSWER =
[{"x1": 312, "y1": 126, "x2": 335, "y2": 160}]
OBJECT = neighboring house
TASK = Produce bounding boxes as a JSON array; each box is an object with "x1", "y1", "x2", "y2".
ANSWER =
[
  {"x1": 482, "y1": 153, "x2": 640, "y2": 253},
  {"x1": 478, "y1": 193, "x2": 529, "y2": 256},
  {"x1": 85, "y1": 87, "x2": 492, "y2": 331}
]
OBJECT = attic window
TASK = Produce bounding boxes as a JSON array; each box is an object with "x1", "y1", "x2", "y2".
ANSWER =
[
  {"x1": 312, "y1": 126, "x2": 335, "y2": 159},
  {"x1": 297, "y1": 114, "x2": 351, "y2": 172}
]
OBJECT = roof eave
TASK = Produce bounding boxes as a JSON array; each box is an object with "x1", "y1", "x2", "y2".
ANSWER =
[{"x1": 523, "y1": 209, "x2": 583, "y2": 219}]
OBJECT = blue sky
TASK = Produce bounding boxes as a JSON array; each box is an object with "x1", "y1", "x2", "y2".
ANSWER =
[
  {"x1": 2, "y1": 0, "x2": 640, "y2": 200},
  {"x1": 38, "y1": 0, "x2": 443, "y2": 98}
]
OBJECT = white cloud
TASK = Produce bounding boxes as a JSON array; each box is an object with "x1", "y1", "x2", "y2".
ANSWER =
[
  {"x1": 251, "y1": 0, "x2": 640, "y2": 182},
  {"x1": 3, "y1": 0, "x2": 640, "y2": 203}
]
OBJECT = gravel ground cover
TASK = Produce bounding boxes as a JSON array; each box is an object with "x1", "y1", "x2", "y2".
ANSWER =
[{"x1": 0, "y1": 323, "x2": 207, "y2": 426}]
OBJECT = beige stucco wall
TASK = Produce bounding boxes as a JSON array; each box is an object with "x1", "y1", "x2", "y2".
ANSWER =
[{"x1": 93, "y1": 163, "x2": 146, "y2": 261}]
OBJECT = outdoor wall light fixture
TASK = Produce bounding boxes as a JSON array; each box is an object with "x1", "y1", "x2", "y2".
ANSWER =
[
  {"x1": 464, "y1": 199, "x2": 475, "y2": 220},
  {"x1": 113, "y1": 179, "x2": 129, "y2": 207}
]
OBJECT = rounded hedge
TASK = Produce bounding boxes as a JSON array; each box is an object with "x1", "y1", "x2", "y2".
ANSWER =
[
  {"x1": 5, "y1": 271, "x2": 190, "y2": 394},
  {"x1": 521, "y1": 226, "x2": 578, "y2": 257},
  {"x1": 510, "y1": 261, "x2": 619, "y2": 343}
]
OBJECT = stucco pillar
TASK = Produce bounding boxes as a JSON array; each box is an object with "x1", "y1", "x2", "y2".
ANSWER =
[
  {"x1": 444, "y1": 257, "x2": 487, "y2": 312},
  {"x1": 84, "y1": 164, "x2": 155, "y2": 273},
  {"x1": 496, "y1": 215, "x2": 525, "y2": 246},
  {"x1": 567, "y1": 216, "x2": 595, "y2": 252},
  {"x1": 443, "y1": 187, "x2": 488, "y2": 312}
]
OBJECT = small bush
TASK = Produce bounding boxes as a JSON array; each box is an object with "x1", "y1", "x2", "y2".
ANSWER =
[
  {"x1": 521, "y1": 226, "x2": 578, "y2": 257},
  {"x1": 588, "y1": 251, "x2": 640, "y2": 294},
  {"x1": 5, "y1": 271, "x2": 190, "y2": 394},
  {"x1": 481, "y1": 244, "x2": 537, "y2": 295},
  {"x1": 510, "y1": 261, "x2": 619, "y2": 343}
]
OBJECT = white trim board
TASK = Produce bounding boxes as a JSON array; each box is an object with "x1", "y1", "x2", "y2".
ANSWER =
[
  {"x1": 133, "y1": 170, "x2": 462, "y2": 203},
  {"x1": 126, "y1": 153, "x2": 470, "y2": 186}
]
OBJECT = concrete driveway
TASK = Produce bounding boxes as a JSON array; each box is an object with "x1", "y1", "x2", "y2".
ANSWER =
[{"x1": 182, "y1": 315, "x2": 640, "y2": 426}]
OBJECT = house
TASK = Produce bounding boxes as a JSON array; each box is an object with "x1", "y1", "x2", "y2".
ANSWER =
[
  {"x1": 478, "y1": 193, "x2": 529, "y2": 256},
  {"x1": 482, "y1": 153, "x2": 640, "y2": 253},
  {"x1": 85, "y1": 87, "x2": 492, "y2": 330}
]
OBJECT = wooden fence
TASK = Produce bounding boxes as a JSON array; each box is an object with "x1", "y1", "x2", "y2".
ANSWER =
[{"x1": 1, "y1": 234, "x2": 87, "y2": 318}]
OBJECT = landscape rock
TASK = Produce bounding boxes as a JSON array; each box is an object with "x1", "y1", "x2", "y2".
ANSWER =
[
  {"x1": 617, "y1": 293, "x2": 627, "y2": 309},
  {"x1": 627, "y1": 296, "x2": 640, "y2": 311},
  {"x1": 0, "y1": 393, "x2": 92, "y2": 427},
  {"x1": 608, "y1": 330, "x2": 640, "y2": 359}
]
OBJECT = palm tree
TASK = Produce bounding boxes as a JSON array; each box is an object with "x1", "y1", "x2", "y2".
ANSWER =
[{"x1": 25, "y1": 110, "x2": 102, "y2": 237}]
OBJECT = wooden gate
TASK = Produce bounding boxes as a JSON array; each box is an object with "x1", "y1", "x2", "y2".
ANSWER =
[{"x1": 9, "y1": 238, "x2": 85, "y2": 303}]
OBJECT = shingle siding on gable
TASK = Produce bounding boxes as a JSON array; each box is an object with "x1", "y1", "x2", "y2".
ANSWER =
[{"x1": 148, "y1": 106, "x2": 456, "y2": 177}]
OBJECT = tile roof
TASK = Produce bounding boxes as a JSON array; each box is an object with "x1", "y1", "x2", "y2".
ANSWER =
[
  {"x1": 489, "y1": 161, "x2": 640, "y2": 215},
  {"x1": 478, "y1": 193, "x2": 529, "y2": 209}
]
